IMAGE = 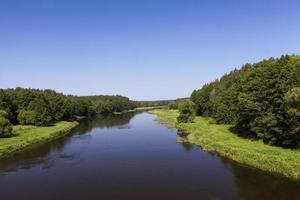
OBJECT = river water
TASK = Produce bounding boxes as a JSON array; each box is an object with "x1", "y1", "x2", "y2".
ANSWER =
[{"x1": 0, "y1": 112, "x2": 299, "y2": 200}]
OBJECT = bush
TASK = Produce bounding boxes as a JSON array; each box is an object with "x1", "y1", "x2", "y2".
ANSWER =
[
  {"x1": 177, "y1": 100, "x2": 195, "y2": 123},
  {"x1": 0, "y1": 110, "x2": 13, "y2": 136},
  {"x1": 27, "y1": 98, "x2": 52, "y2": 126},
  {"x1": 207, "y1": 118, "x2": 217, "y2": 124},
  {"x1": 0, "y1": 110, "x2": 9, "y2": 118},
  {"x1": 18, "y1": 110, "x2": 37, "y2": 125},
  {"x1": 282, "y1": 87, "x2": 300, "y2": 147},
  {"x1": 168, "y1": 102, "x2": 178, "y2": 110}
]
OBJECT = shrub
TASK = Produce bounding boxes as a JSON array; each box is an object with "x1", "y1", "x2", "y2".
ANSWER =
[
  {"x1": 0, "y1": 110, "x2": 9, "y2": 118},
  {"x1": 168, "y1": 102, "x2": 178, "y2": 110},
  {"x1": 0, "y1": 110, "x2": 13, "y2": 136},
  {"x1": 282, "y1": 87, "x2": 300, "y2": 147},
  {"x1": 27, "y1": 98, "x2": 52, "y2": 126},
  {"x1": 207, "y1": 118, "x2": 217, "y2": 124},
  {"x1": 18, "y1": 110, "x2": 37, "y2": 125},
  {"x1": 177, "y1": 100, "x2": 195, "y2": 123}
]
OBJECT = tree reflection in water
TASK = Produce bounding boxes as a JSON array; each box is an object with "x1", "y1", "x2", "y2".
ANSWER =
[{"x1": 0, "y1": 112, "x2": 137, "y2": 174}]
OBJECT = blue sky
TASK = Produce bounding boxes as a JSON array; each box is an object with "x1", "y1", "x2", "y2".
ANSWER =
[{"x1": 1, "y1": 0, "x2": 300, "y2": 100}]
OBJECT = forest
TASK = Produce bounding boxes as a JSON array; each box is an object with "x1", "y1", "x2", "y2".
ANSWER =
[
  {"x1": 189, "y1": 55, "x2": 300, "y2": 148},
  {"x1": 0, "y1": 88, "x2": 137, "y2": 133}
]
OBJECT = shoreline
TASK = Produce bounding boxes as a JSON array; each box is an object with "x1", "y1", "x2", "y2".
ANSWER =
[
  {"x1": 149, "y1": 109, "x2": 300, "y2": 181},
  {"x1": 0, "y1": 121, "x2": 79, "y2": 159}
]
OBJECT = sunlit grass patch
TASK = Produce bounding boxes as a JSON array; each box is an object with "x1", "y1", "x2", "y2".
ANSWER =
[{"x1": 0, "y1": 121, "x2": 78, "y2": 159}]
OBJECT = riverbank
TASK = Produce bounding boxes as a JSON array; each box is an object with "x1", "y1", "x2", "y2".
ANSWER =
[
  {"x1": 150, "y1": 109, "x2": 300, "y2": 181},
  {"x1": 0, "y1": 121, "x2": 78, "y2": 159}
]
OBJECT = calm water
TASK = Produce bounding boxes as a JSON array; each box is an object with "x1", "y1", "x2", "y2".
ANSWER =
[{"x1": 0, "y1": 112, "x2": 299, "y2": 200}]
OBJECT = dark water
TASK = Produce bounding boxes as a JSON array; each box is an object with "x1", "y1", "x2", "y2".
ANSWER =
[{"x1": 0, "y1": 112, "x2": 300, "y2": 200}]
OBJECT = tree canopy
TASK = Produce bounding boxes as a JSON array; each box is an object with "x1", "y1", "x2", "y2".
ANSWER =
[
  {"x1": 0, "y1": 110, "x2": 12, "y2": 136},
  {"x1": 0, "y1": 88, "x2": 137, "y2": 126},
  {"x1": 177, "y1": 100, "x2": 195, "y2": 123},
  {"x1": 190, "y1": 55, "x2": 300, "y2": 148}
]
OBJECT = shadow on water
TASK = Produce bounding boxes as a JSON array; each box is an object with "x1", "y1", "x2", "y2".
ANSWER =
[
  {"x1": 0, "y1": 137, "x2": 70, "y2": 175},
  {"x1": 0, "y1": 112, "x2": 137, "y2": 174},
  {"x1": 178, "y1": 139, "x2": 194, "y2": 152},
  {"x1": 176, "y1": 129, "x2": 300, "y2": 200},
  {"x1": 228, "y1": 157, "x2": 300, "y2": 200},
  {"x1": 74, "y1": 112, "x2": 136, "y2": 134}
]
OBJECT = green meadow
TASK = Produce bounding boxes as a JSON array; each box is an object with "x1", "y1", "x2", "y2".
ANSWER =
[{"x1": 0, "y1": 121, "x2": 78, "y2": 159}]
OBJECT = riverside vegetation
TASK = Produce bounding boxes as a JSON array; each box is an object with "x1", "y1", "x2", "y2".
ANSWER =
[
  {"x1": 0, "y1": 88, "x2": 137, "y2": 127},
  {"x1": 154, "y1": 55, "x2": 300, "y2": 180},
  {"x1": 0, "y1": 121, "x2": 78, "y2": 159},
  {"x1": 0, "y1": 88, "x2": 138, "y2": 158},
  {"x1": 150, "y1": 109, "x2": 300, "y2": 180},
  {"x1": 0, "y1": 88, "x2": 179, "y2": 158},
  {"x1": 190, "y1": 55, "x2": 300, "y2": 148},
  {"x1": 0, "y1": 55, "x2": 299, "y2": 179}
]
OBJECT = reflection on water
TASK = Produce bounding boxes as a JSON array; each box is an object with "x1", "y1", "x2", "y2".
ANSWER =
[
  {"x1": 0, "y1": 113, "x2": 136, "y2": 174},
  {"x1": 74, "y1": 112, "x2": 136, "y2": 134},
  {"x1": 178, "y1": 140, "x2": 194, "y2": 152},
  {"x1": 229, "y1": 158, "x2": 300, "y2": 200},
  {"x1": 0, "y1": 112, "x2": 299, "y2": 200},
  {"x1": 0, "y1": 136, "x2": 71, "y2": 175}
]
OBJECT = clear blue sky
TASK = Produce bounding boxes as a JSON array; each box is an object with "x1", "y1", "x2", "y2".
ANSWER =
[{"x1": 1, "y1": 0, "x2": 300, "y2": 100}]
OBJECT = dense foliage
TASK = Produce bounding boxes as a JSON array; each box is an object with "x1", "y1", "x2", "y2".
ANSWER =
[
  {"x1": 177, "y1": 100, "x2": 195, "y2": 123},
  {"x1": 136, "y1": 98, "x2": 188, "y2": 108},
  {"x1": 167, "y1": 98, "x2": 188, "y2": 110},
  {"x1": 136, "y1": 100, "x2": 173, "y2": 107},
  {"x1": 88, "y1": 95, "x2": 136, "y2": 114},
  {"x1": 168, "y1": 102, "x2": 178, "y2": 110},
  {"x1": 0, "y1": 88, "x2": 137, "y2": 126},
  {"x1": 191, "y1": 55, "x2": 300, "y2": 148},
  {"x1": 0, "y1": 110, "x2": 13, "y2": 136}
]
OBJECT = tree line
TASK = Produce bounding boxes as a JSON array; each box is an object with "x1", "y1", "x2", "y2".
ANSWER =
[
  {"x1": 0, "y1": 88, "x2": 137, "y2": 135},
  {"x1": 136, "y1": 99, "x2": 174, "y2": 107},
  {"x1": 188, "y1": 55, "x2": 300, "y2": 148}
]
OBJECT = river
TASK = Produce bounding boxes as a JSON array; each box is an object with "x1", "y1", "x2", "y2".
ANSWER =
[{"x1": 0, "y1": 112, "x2": 299, "y2": 200}]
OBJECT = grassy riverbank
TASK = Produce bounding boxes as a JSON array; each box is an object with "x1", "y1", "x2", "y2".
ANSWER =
[
  {"x1": 0, "y1": 121, "x2": 78, "y2": 159},
  {"x1": 150, "y1": 109, "x2": 300, "y2": 180}
]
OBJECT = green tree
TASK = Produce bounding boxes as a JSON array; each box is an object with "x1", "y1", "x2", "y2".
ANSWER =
[
  {"x1": 0, "y1": 110, "x2": 13, "y2": 136},
  {"x1": 190, "y1": 55, "x2": 300, "y2": 147},
  {"x1": 18, "y1": 110, "x2": 37, "y2": 125},
  {"x1": 283, "y1": 87, "x2": 300, "y2": 146},
  {"x1": 0, "y1": 110, "x2": 9, "y2": 118},
  {"x1": 0, "y1": 88, "x2": 136, "y2": 126},
  {"x1": 190, "y1": 84, "x2": 213, "y2": 116},
  {"x1": 27, "y1": 97, "x2": 52, "y2": 126},
  {"x1": 168, "y1": 102, "x2": 178, "y2": 110},
  {"x1": 177, "y1": 100, "x2": 195, "y2": 123}
]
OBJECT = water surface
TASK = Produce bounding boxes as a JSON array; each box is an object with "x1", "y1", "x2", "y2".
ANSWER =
[{"x1": 0, "y1": 112, "x2": 299, "y2": 200}]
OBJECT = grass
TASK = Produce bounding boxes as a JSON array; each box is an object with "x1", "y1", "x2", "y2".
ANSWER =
[
  {"x1": 0, "y1": 121, "x2": 78, "y2": 159},
  {"x1": 149, "y1": 109, "x2": 300, "y2": 181}
]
